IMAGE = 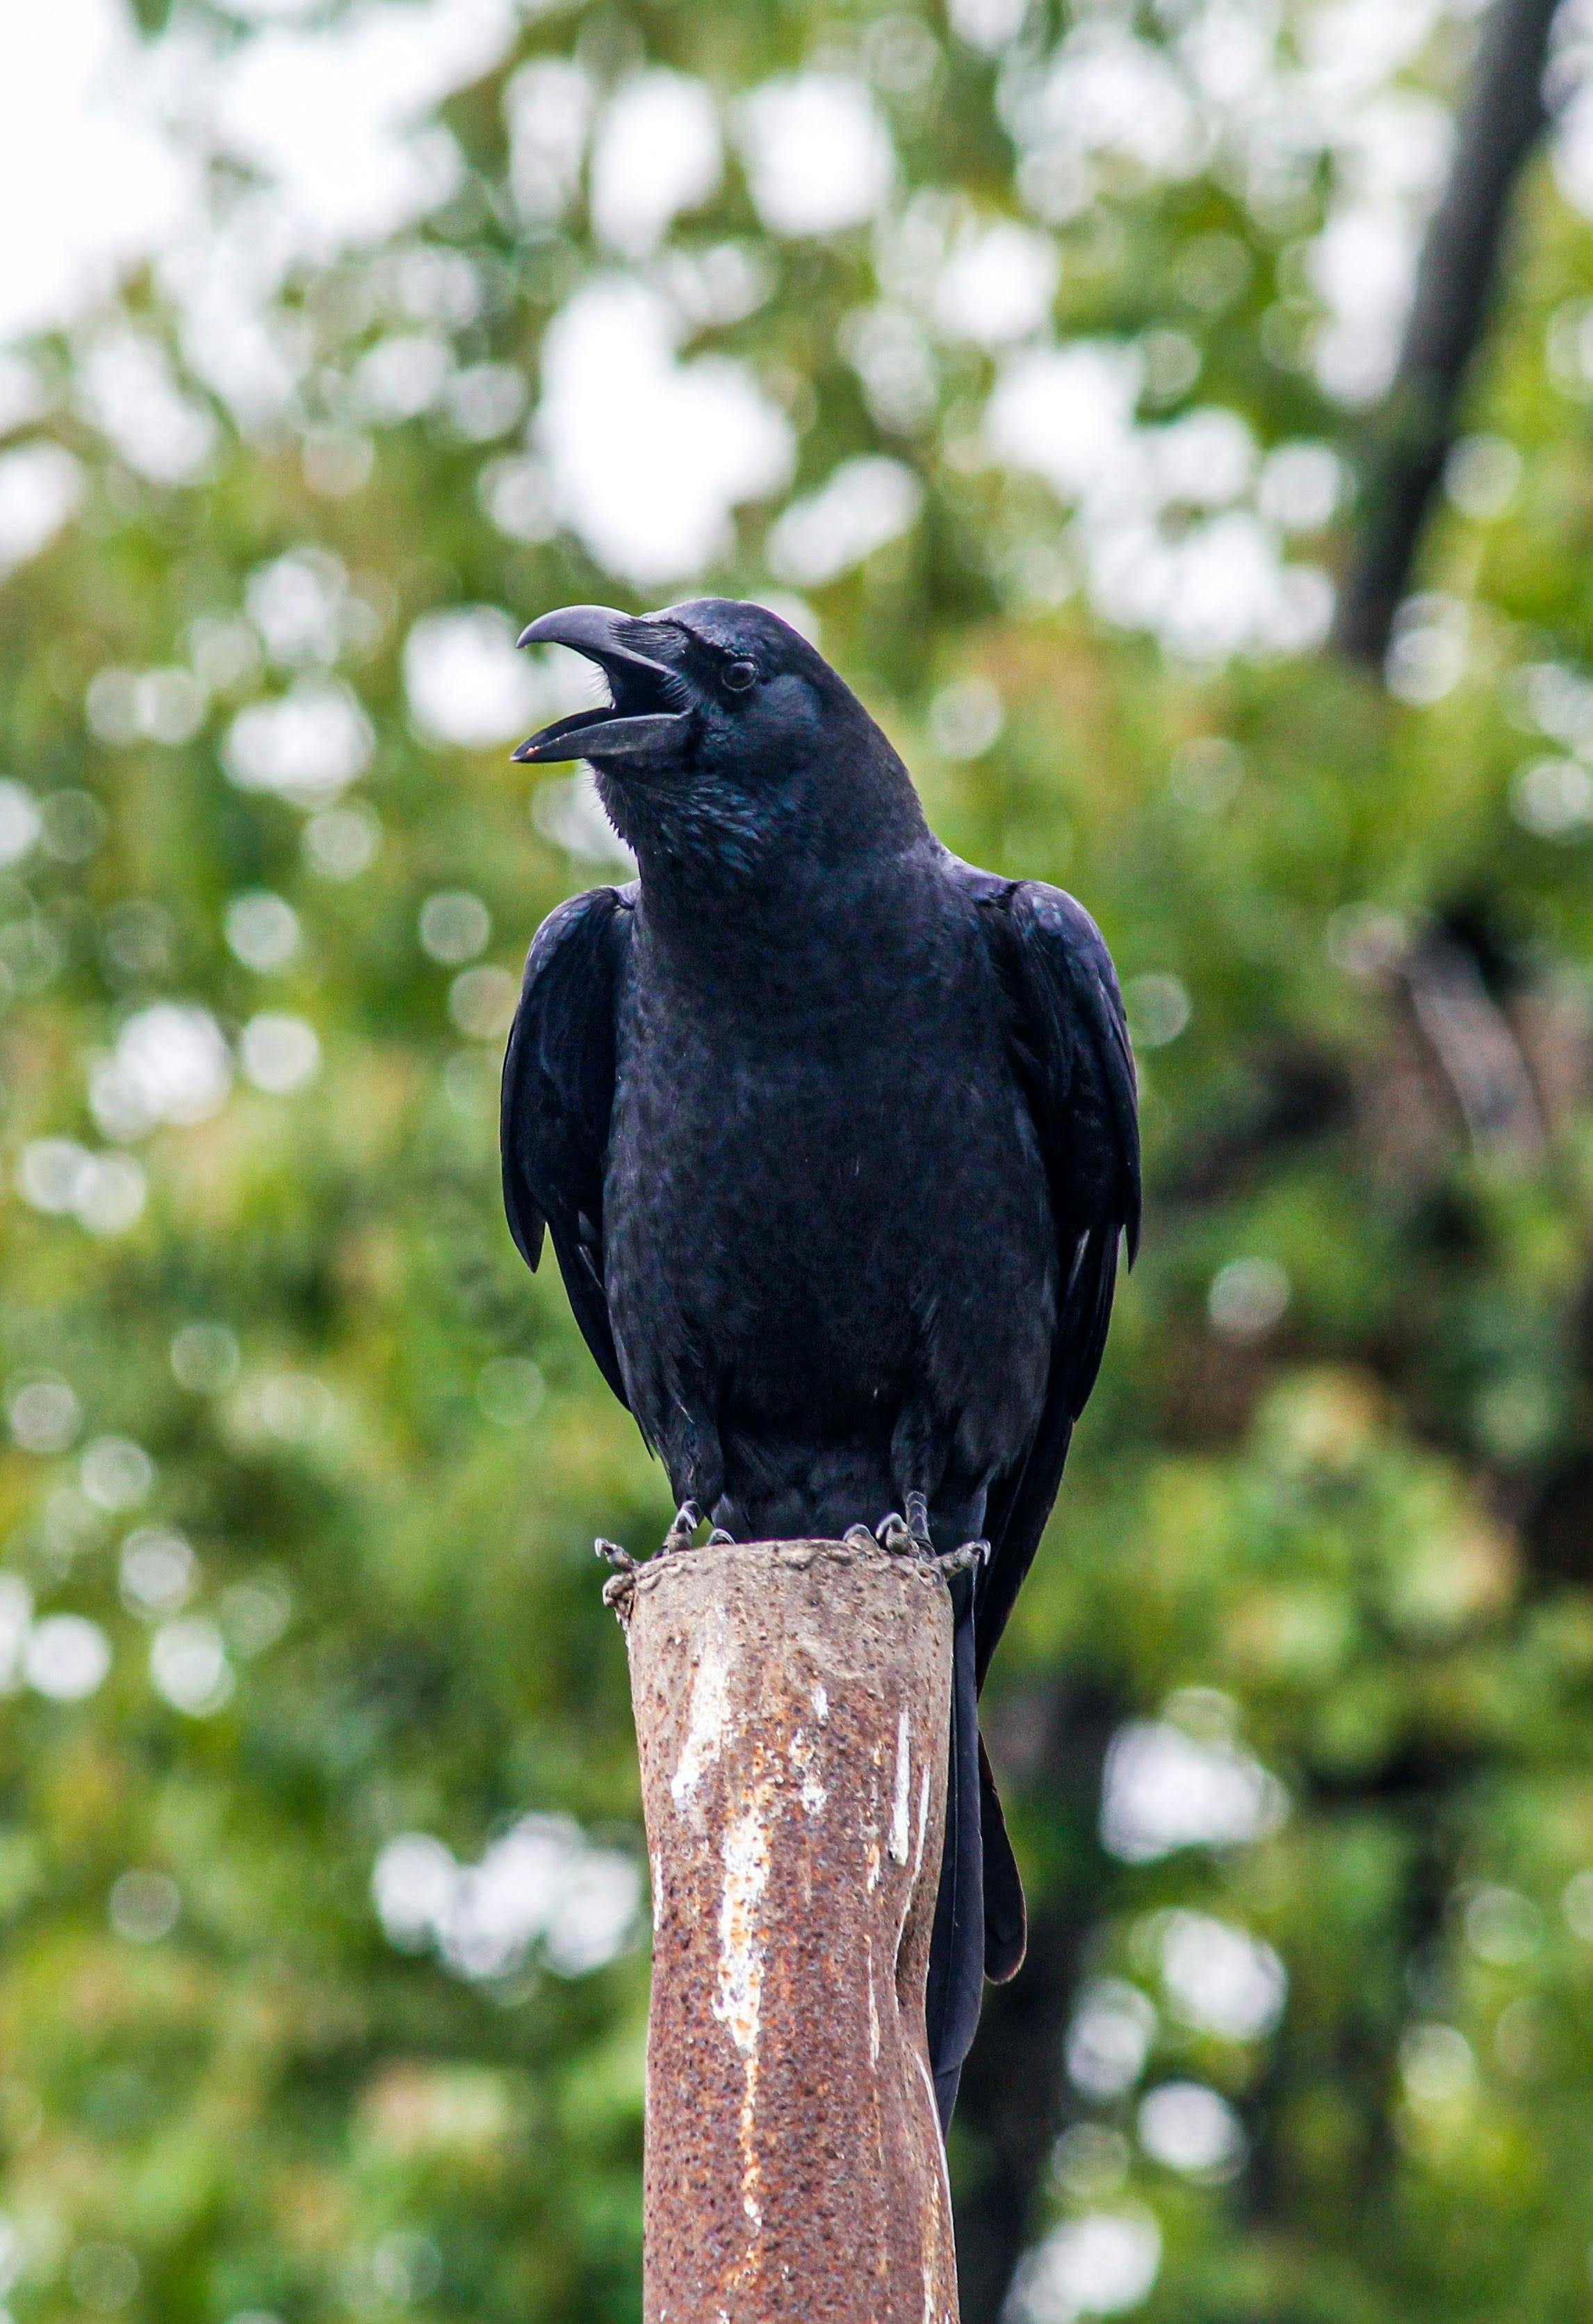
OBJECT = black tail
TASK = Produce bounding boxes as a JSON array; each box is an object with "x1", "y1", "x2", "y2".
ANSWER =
[
  {"x1": 926, "y1": 1576, "x2": 1029, "y2": 2134},
  {"x1": 926, "y1": 1570, "x2": 982, "y2": 2131},
  {"x1": 980, "y1": 1732, "x2": 1027, "y2": 1982}
]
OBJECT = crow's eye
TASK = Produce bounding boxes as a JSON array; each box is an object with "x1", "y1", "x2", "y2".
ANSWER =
[{"x1": 721, "y1": 658, "x2": 758, "y2": 694}]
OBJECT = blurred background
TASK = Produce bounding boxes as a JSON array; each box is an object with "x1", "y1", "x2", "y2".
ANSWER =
[{"x1": 4, "y1": 0, "x2": 1593, "y2": 2316}]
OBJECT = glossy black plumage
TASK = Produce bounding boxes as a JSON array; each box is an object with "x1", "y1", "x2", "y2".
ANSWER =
[{"x1": 501, "y1": 599, "x2": 1139, "y2": 2126}]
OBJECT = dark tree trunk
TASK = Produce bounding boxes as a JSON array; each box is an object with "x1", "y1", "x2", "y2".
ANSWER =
[{"x1": 1332, "y1": 0, "x2": 1562, "y2": 665}]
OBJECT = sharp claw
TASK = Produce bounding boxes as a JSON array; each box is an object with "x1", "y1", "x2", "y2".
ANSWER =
[
  {"x1": 879, "y1": 1494, "x2": 933, "y2": 1557},
  {"x1": 707, "y1": 1527, "x2": 735, "y2": 1546},
  {"x1": 843, "y1": 1524, "x2": 876, "y2": 1550},
  {"x1": 595, "y1": 1538, "x2": 637, "y2": 1570},
  {"x1": 876, "y1": 1511, "x2": 918, "y2": 1557},
  {"x1": 933, "y1": 1538, "x2": 990, "y2": 1577},
  {"x1": 662, "y1": 1500, "x2": 702, "y2": 1554}
]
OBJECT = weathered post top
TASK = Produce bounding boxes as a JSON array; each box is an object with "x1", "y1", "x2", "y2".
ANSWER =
[{"x1": 614, "y1": 1538, "x2": 959, "y2": 2324}]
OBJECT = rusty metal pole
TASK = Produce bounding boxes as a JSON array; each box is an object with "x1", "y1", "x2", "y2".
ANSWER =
[{"x1": 612, "y1": 1536, "x2": 960, "y2": 2324}]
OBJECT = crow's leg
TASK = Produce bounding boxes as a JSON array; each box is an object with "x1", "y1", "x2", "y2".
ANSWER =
[
  {"x1": 658, "y1": 1404, "x2": 726, "y2": 1552},
  {"x1": 885, "y1": 1400, "x2": 950, "y2": 1557}
]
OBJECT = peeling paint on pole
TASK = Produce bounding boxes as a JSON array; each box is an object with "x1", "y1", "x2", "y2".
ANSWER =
[{"x1": 618, "y1": 1538, "x2": 959, "y2": 2324}]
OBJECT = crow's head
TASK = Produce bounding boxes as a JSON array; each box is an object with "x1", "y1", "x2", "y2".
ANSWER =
[{"x1": 512, "y1": 598, "x2": 921, "y2": 879}]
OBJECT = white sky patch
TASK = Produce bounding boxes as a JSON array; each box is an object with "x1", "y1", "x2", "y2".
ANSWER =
[
  {"x1": 1153, "y1": 405, "x2": 1257, "y2": 507},
  {"x1": 986, "y1": 339, "x2": 1334, "y2": 660},
  {"x1": 418, "y1": 889, "x2": 491, "y2": 965},
  {"x1": 206, "y1": 0, "x2": 518, "y2": 259},
  {"x1": 0, "y1": 0, "x2": 525, "y2": 364},
  {"x1": 404, "y1": 606, "x2": 543, "y2": 747},
  {"x1": 1556, "y1": 64, "x2": 1593, "y2": 223},
  {"x1": 1002, "y1": 22, "x2": 1205, "y2": 191},
  {"x1": 0, "y1": 1575, "x2": 33, "y2": 1692},
  {"x1": 87, "y1": 664, "x2": 207, "y2": 748},
  {"x1": 1066, "y1": 1976, "x2": 1157, "y2": 2100},
  {"x1": 120, "y1": 1527, "x2": 199, "y2": 1618},
  {"x1": 767, "y1": 455, "x2": 922, "y2": 587},
  {"x1": 933, "y1": 218, "x2": 1058, "y2": 346},
  {"x1": 0, "y1": 444, "x2": 83, "y2": 581},
  {"x1": 0, "y1": 0, "x2": 195, "y2": 343},
  {"x1": 591, "y1": 72, "x2": 721, "y2": 259},
  {"x1": 504, "y1": 55, "x2": 594, "y2": 227},
  {"x1": 1157, "y1": 1909, "x2": 1287, "y2": 2041},
  {"x1": 83, "y1": 1433, "x2": 153, "y2": 1509},
  {"x1": 1101, "y1": 1718, "x2": 1289, "y2": 1862},
  {"x1": 1091, "y1": 510, "x2": 1331, "y2": 662},
  {"x1": 0, "y1": 781, "x2": 42, "y2": 868},
  {"x1": 350, "y1": 330, "x2": 452, "y2": 422},
  {"x1": 26, "y1": 1613, "x2": 113, "y2": 1703},
  {"x1": 373, "y1": 1814, "x2": 640, "y2": 1981},
  {"x1": 88, "y1": 1002, "x2": 234, "y2": 1139},
  {"x1": 240, "y1": 1011, "x2": 321, "y2": 1095},
  {"x1": 992, "y1": 1, "x2": 1467, "y2": 409},
  {"x1": 1007, "y1": 2207, "x2": 1161, "y2": 2321},
  {"x1": 246, "y1": 547, "x2": 351, "y2": 667},
  {"x1": 986, "y1": 340, "x2": 1144, "y2": 501},
  {"x1": 221, "y1": 677, "x2": 374, "y2": 806},
  {"x1": 534, "y1": 276, "x2": 793, "y2": 586},
  {"x1": 735, "y1": 73, "x2": 895, "y2": 238},
  {"x1": 18, "y1": 1139, "x2": 145, "y2": 1235},
  {"x1": 74, "y1": 325, "x2": 218, "y2": 484},
  {"x1": 0, "y1": 353, "x2": 50, "y2": 434},
  {"x1": 0, "y1": 0, "x2": 1517, "y2": 638},
  {"x1": 1307, "y1": 202, "x2": 1422, "y2": 406},
  {"x1": 949, "y1": 0, "x2": 1029, "y2": 57},
  {"x1": 154, "y1": 190, "x2": 309, "y2": 432},
  {"x1": 1259, "y1": 440, "x2": 1344, "y2": 531},
  {"x1": 150, "y1": 1614, "x2": 234, "y2": 1714},
  {"x1": 1137, "y1": 2080, "x2": 1246, "y2": 2177}
]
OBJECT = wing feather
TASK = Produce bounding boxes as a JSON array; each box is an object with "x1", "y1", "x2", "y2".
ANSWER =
[
  {"x1": 500, "y1": 884, "x2": 635, "y2": 1406},
  {"x1": 973, "y1": 877, "x2": 1141, "y2": 1684}
]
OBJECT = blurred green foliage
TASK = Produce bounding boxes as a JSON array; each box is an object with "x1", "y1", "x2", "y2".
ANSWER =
[{"x1": 7, "y1": 1, "x2": 1593, "y2": 2321}]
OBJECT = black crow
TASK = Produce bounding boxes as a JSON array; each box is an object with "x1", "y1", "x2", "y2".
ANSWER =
[{"x1": 501, "y1": 599, "x2": 1139, "y2": 2126}]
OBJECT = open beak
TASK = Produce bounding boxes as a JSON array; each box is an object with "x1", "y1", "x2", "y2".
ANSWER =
[{"x1": 512, "y1": 603, "x2": 692, "y2": 764}]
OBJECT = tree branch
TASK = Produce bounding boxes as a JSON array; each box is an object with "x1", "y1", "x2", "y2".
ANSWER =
[{"x1": 1332, "y1": 0, "x2": 1562, "y2": 665}]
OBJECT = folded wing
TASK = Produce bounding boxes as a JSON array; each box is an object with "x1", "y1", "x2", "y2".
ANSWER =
[
  {"x1": 500, "y1": 884, "x2": 636, "y2": 1406},
  {"x1": 963, "y1": 870, "x2": 1141, "y2": 1982}
]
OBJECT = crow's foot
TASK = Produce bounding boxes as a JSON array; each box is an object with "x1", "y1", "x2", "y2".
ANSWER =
[
  {"x1": 707, "y1": 1527, "x2": 735, "y2": 1546},
  {"x1": 662, "y1": 1500, "x2": 703, "y2": 1554},
  {"x1": 876, "y1": 1492, "x2": 933, "y2": 1559},
  {"x1": 596, "y1": 1538, "x2": 640, "y2": 1609},
  {"x1": 842, "y1": 1524, "x2": 876, "y2": 1551},
  {"x1": 933, "y1": 1538, "x2": 990, "y2": 1579}
]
